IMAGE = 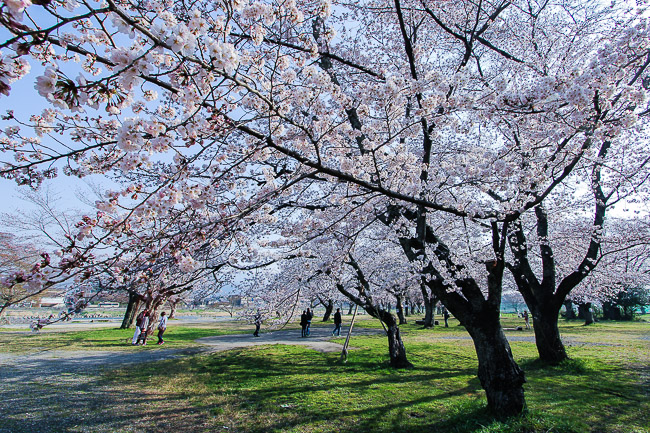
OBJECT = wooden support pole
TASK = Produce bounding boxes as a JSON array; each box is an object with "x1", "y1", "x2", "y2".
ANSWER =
[{"x1": 339, "y1": 304, "x2": 358, "y2": 363}]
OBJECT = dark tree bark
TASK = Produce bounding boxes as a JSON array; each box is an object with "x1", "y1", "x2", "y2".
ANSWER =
[
  {"x1": 578, "y1": 302, "x2": 595, "y2": 325},
  {"x1": 395, "y1": 294, "x2": 407, "y2": 325},
  {"x1": 336, "y1": 255, "x2": 413, "y2": 369},
  {"x1": 601, "y1": 302, "x2": 620, "y2": 320},
  {"x1": 563, "y1": 300, "x2": 576, "y2": 319},
  {"x1": 531, "y1": 305, "x2": 566, "y2": 364},
  {"x1": 320, "y1": 298, "x2": 334, "y2": 321},
  {"x1": 465, "y1": 314, "x2": 526, "y2": 415},
  {"x1": 381, "y1": 310, "x2": 412, "y2": 368},
  {"x1": 168, "y1": 298, "x2": 179, "y2": 319},
  {"x1": 120, "y1": 292, "x2": 142, "y2": 329},
  {"x1": 379, "y1": 205, "x2": 526, "y2": 415},
  {"x1": 505, "y1": 140, "x2": 611, "y2": 364},
  {"x1": 347, "y1": 303, "x2": 354, "y2": 315},
  {"x1": 420, "y1": 286, "x2": 437, "y2": 328}
]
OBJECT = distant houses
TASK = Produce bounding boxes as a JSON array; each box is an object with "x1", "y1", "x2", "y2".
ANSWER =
[{"x1": 36, "y1": 297, "x2": 66, "y2": 308}]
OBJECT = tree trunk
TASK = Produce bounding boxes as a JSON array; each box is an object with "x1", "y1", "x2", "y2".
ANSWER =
[
  {"x1": 348, "y1": 303, "x2": 354, "y2": 315},
  {"x1": 421, "y1": 295, "x2": 436, "y2": 328},
  {"x1": 120, "y1": 292, "x2": 141, "y2": 329},
  {"x1": 563, "y1": 300, "x2": 576, "y2": 319},
  {"x1": 336, "y1": 278, "x2": 413, "y2": 370},
  {"x1": 464, "y1": 315, "x2": 526, "y2": 416},
  {"x1": 602, "y1": 302, "x2": 620, "y2": 320},
  {"x1": 168, "y1": 299, "x2": 178, "y2": 319},
  {"x1": 530, "y1": 305, "x2": 567, "y2": 364},
  {"x1": 578, "y1": 302, "x2": 594, "y2": 325},
  {"x1": 322, "y1": 299, "x2": 334, "y2": 322},
  {"x1": 404, "y1": 302, "x2": 410, "y2": 317},
  {"x1": 395, "y1": 295, "x2": 407, "y2": 325},
  {"x1": 380, "y1": 311, "x2": 413, "y2": 369}
]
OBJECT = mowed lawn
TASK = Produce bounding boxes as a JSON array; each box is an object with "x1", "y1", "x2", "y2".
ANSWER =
[{"x1": 1, "y1": 315, "x2": 648, "y2": 433}]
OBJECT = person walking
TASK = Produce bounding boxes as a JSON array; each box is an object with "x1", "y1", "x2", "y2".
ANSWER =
[
  {"x1": 253, "y1": 310, "x2": 262, "y2": 337},
  {"x1": 157, "y1": 311, "x2": 168, "y2": 345},
  {"x1": 305, "y1": 308, "x2": 313, "y2": 336},
  {"x1": 132, "y1": 309, "x2": 148, "y2": 345},
  {"x1": 300, "y1": 310, "x2": 308, "y2": 337},
  {"x1": 523, "y1": 310, "x2": 531, "y2": 329},
  {"x1": 332, "y1": 308, "x2": 342, "y2": 336},
  {"x1": 443, "y1": 307, "x2": 450, "y2": 328}
]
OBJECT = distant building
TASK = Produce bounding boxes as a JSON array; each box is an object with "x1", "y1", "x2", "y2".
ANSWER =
[{"x1": 39, "y1": 297, "x2": 66, "y2": 308}]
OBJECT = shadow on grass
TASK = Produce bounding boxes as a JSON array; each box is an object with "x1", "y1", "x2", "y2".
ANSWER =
[
  {"x1": 2, "y1": 333, "x2": 647, "y2": 433},
  {"x1": 106, "y1": 345, "x2": 582, "y2": 432}
]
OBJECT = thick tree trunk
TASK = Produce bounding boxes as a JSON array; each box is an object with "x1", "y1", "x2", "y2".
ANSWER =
[
  {"x1": 120, "y1": 292, "x2": 141, "y2": 329},
  {"x1": 422, "y1": 295, "x2": 436, "y2": 328},
  {"x1": 465, "y1": 316, "x2": 526, "y2": 416},
  {"x1": 601, "y1": 302, "x2": 620, "y2": 320},
  {"x1": 530, "y1": 305, "x2": 567, "y2": 364},
  {"x1": 322, "y1": 299, "x2": 334, "y2": 322},
  {"x1": 578, "y1": 302, "x2": 594, "y2": 325},
  {"x1": 395, "y1": 295, "x2": 407, "y2": 325},
  {"x1": 563, "y1": 300, "x2": 576, "y2": 319},
  {"x1": 336, "y1": 277, "x2": 413, "y2": 369},
  {"x1": 381, "y1": 312, "x2": 413, "y2": 369}
]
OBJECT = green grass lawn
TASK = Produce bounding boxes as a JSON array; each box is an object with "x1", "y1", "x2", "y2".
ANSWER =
[
  {"x1": 2, "y1": 314, "x2": 648, "y2": 432},
  {"x1": 102, "y1": 317, "x2": 648, "y2": 433},
  {"x1": 0, "y1": 321, "x2": 251, "y2": 353}
]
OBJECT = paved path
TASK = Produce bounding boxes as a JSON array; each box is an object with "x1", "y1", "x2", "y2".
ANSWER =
[
  {"x1": 197, "y1": 326, "x2": 383, "y2": 353},
  {"x1": 0, "y1": 326, "x2": 383, "y2": 380},
  {"x1": 0, "y1": 326, "x2": 617, "y2": 378}
]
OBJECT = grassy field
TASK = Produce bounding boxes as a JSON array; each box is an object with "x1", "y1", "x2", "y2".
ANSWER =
[
  {"x1": 1, "y1": 315, "x2": 648, "y2": 433},
  {"x1": 0, "y1": 320, "x2": 251, "y2": 353}
]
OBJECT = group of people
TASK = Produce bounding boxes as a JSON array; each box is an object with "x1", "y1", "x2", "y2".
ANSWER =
[
  {"x1": 299, "y1": 308, "x2": 313, "y2": 337},
  {"x1": 297, "y1": 308, "x2": 343, "y2": 337},
  {"x1": 131, "y1": 309, "x2": 168, "y2": 345}
]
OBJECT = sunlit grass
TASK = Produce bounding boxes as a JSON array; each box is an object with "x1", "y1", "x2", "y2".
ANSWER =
[
  {"x1": 2, "y1": 313, "x2": 647, "y2": 432},
  {"x1": 0, "y1": 322, "x2": 250, "y2": 353},
  {"x1": 100, "y1": 318, "x2": 649, "y2": 433}
]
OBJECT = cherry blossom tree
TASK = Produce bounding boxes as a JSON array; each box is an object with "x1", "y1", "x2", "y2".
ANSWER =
[
  {"x1": 506, "y1": 131, "x2": 650, "y2": 363},
  {"x1": 1, "y1": 0, "x2": 649, "y2": 415},
  {"x1": 0, "y1": 232, "x2": 40, "y2": 316}
]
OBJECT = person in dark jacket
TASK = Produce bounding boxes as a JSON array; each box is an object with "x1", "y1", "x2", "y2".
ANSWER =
[
  {"x1": 132, "y1": 309, "x2": 148, "y2": 345},
  {"x1": 136, "y1": 310, "x2": 150, "y2": 345},
  {"x1": 523, "y1": 310, "x2": 531, "y2": 329},
  {"x1": 253, "y1": 310, "x2": 262, "y2": 337},
  {"x1": 300, "y1": 310, "x2": 308, "y2": 337},
  {"x1": 305, "y1": 308, "x2": 313, "y2": 336},
  {"x1": 443, "y1": 307, "x2": 450, "y2": 328},
  {"x1": 332, "y1": 308, "x2": 342, "y2": 336}
]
